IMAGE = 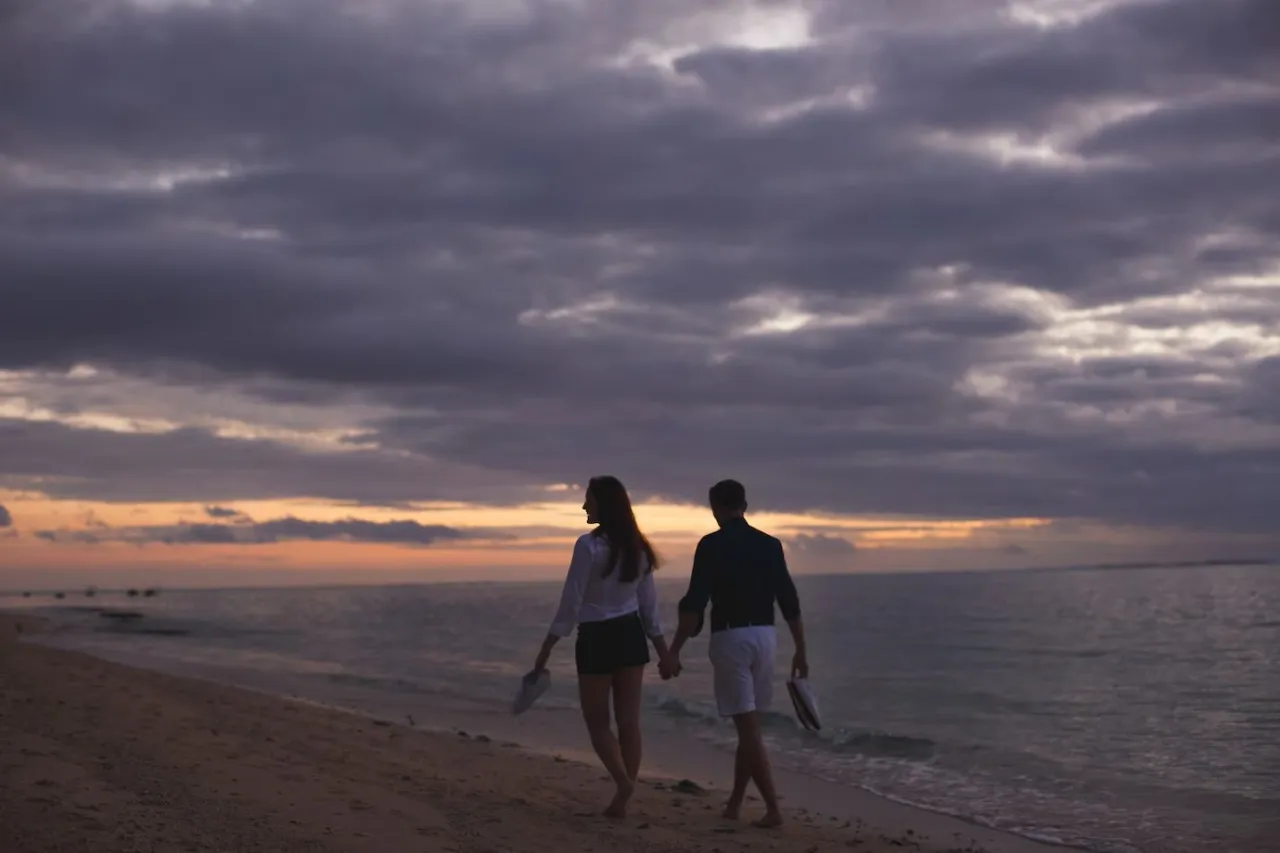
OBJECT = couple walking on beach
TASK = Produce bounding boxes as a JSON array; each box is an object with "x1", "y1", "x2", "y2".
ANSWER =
[{"x1": 529, "y1": 476, "x2": 809, "y2": 826}]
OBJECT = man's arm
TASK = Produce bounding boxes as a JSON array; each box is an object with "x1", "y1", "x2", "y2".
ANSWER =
[
  {"x1": 666, "y1": 538, "x2": 712, "y2": 674},
  {"x1": 774, "y1": 539, "x2": 808, "y2": 678},
  {"x1": 669, "y1": 610, "x2": 701, "y2": 658},
  {"x1": 785, "y1": 614, "x2": 808, "y2": 678}
]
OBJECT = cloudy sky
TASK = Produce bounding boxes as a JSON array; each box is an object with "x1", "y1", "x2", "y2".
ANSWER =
[{"x1": 2, "y1": 0, "x2": 1278, "y2": 588}]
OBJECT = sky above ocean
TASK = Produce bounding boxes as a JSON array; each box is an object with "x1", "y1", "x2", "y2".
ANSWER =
[{"x1": 2, "y1": 0, "x2": 1278, "y2": 588}]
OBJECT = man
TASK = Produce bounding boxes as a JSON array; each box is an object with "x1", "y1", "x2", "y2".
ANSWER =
[{"x1": 664, "y1": 479, "x2": 807, "y2": 828}]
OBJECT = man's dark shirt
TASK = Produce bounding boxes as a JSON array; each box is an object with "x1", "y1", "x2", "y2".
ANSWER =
[{"x1": 678, "y1": 517, "x2": 801, "y2": 634}]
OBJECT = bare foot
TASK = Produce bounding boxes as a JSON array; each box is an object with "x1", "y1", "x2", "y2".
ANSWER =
[
  {"x1": 753, "y1": 811, "x2": 784, "y2": 829},
  {"x1": 603, "y1": 779, "x2": 635, "y2": 819},
  {"x1": 722, "y1": 798, "x2": 743, "y2": 820}
]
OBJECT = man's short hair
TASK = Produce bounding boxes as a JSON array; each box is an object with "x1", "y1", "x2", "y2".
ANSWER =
[{"x1": 709, "y1": 479, "x2": 747, "y2": 511}]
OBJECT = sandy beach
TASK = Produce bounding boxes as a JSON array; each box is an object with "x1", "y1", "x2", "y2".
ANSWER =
[{"x1": 1, "y1": 613, "x2": 1055, "y2": 853}]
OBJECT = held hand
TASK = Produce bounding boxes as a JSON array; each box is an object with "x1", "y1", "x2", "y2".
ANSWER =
[
  {"x1": 791, "y1": 650, "x2": 809, "y2": 680},
  {"x1": 659, "y1": 653, "x2": 682, "y2": 681}
]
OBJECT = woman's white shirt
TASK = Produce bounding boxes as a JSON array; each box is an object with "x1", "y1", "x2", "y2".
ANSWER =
[{"x1": 548, "y1": 531, "x2": 663, "y2": 639}]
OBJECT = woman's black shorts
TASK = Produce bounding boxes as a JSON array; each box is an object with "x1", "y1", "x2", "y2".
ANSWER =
[{"x1": 574, "y1": 611, "x2": 651, "y2": 676}]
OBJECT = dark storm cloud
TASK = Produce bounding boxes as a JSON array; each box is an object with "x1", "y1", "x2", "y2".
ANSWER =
[
  {"x1": 3, "y1": 0, "x2": 1279, "y2": 541},
  {"x1": 1002, "y1": 355, "x2": 1246, "y2": 409},
  {"x1": 0, "y1": 230, "x2": 565, "y2": 387},
  {"x1": 866, "y1": 0, "x2": 1280, "y2": 132},
  {"x1": 5, "y1": 1, "x2": 1275, "y2": 305},
  {"x1": 0, "y1": 418, "x2": 543, "y2": 505},
  {"x1": 250, "y1": 517, "x2": 471, "y2": 545},
  {"x1": 372, "y1": 401, "x2": 1280, "y2": 534},
  {"x1": 34, "y1": 516, "x2": 479, "y2": 547},
  {"x1": 204, "y1": 506, "x2": 248, "y2": 520},
  {"x1": 1076, "y1": 94, "x2": 1280, "y2": 163},
  {"x1": 1237, "y1": 356, "x2": 1280, "y2": 424}
]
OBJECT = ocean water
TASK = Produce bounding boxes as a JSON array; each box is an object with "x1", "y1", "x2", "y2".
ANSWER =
[{"x1": 11, "y1": 564, "x2": 1279, "y2": 853}]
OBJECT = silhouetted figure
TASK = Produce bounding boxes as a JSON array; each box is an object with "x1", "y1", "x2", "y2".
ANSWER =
[
  {"x1": 669, "y1": 479, "x2": 809, "y2": 829},
  {"x1": 527, "y1": 475, "x2": 672, "y2": 819},
  {"x1": 127, "y1": 589, "x2": 139, "y2": 598}
]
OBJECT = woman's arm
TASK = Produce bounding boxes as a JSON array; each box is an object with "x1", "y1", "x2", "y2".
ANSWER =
[
  {"x1": 637, "y1": 567, "x2": 664, "y2": 640},
  {"x1": 533, "y1": 534, "x2": 594, "y2": 672},
  {"x1": 531, "y1": 632, "x2": 558, "y2": 674},
  {"x1": 637, "y1": 566, "x2": 672, "y2": 663}
]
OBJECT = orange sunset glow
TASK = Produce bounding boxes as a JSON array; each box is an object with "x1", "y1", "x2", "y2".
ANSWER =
[{"x1": 0, "y1": 483, "x2": 1071, "y2": 589}]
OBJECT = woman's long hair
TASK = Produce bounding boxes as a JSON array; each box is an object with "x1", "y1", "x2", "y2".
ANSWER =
[{"x1": 588, "y1": 475, "x2": 659, "y2": 582}]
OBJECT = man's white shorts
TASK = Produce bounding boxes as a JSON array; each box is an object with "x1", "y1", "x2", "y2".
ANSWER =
[{"x1": 708, "y1": 625, "x2": 777, "y2": 717}]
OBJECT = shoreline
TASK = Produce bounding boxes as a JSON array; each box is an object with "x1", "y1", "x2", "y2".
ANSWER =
[
  {"x1": 1, "y1": 612, "x2": 1065, "y2": 853},
  {"x1": 350, "y1": 699, "x2": 1072, "y2": 853}
]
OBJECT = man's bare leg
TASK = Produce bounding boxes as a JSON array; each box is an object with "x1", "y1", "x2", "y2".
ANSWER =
[
  {"x1": 723, "y1": 736, "x2": 751, "y2": 819},
  {"x1": 730, "y1": 711, "x2": 783, "y2": 827}
]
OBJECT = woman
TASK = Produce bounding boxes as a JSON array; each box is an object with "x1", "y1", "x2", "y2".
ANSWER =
[{"x1": 529, "y1": 475, "x2": 670, "y2": 818}]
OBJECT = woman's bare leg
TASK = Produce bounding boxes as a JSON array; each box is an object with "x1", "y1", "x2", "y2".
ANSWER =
[
  {"x1": 611, "y1": 665, "x2": 645, "y2": 783},
  {"x1": 579, "y1": 674, "x2": 634, "y2": 818}
]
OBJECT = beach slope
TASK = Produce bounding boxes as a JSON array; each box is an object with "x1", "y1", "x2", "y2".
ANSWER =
[{"x1": 2, "y1": 614, "x2": 996, "y2": 853}]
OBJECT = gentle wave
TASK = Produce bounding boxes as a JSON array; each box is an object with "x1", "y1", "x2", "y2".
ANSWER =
[
  {"x1": 829, "y1": 729, "x2": 937, "y2": 760},
  {"x1": 652, "y1": 696, "x2": 939, "y2": 760}
]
